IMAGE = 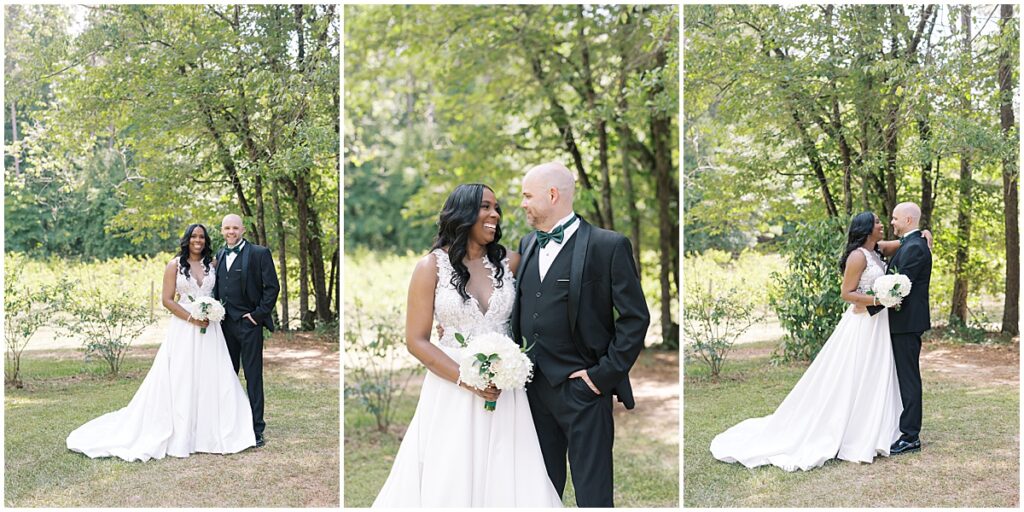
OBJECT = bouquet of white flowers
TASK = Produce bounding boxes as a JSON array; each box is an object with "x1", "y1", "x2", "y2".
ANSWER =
[
  {"x1": 870, "y1": 273, "x2": 912, "y2": 309},
  {"x1": 187, "y1": 295, "x2": 226, "y2": 334},
  {"x1": 456, "y1": 332, "x2": 534, "y2": 411}
]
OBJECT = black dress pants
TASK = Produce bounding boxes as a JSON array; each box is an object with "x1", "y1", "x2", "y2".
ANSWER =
[
  {"x1": 891, "y1": 332, "x2": 922, "y2": 442},
  {"x1": 223, "y1": 316, "x2": 265, "y2": 436},
  {"x1": 527, "y1": 365, "x2": 614, "y2": 507}
]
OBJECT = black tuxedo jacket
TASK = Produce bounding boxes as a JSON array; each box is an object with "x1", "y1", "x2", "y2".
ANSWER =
[
  {"x1": 885, "y1": 231, "x2": 932, "y2": 334},
  {"x1": 214, "y1": 239, "x2": 280, "y2": 332},
  {"x1": 511, "y1": 218, "x2": 650, "y2": 409}
]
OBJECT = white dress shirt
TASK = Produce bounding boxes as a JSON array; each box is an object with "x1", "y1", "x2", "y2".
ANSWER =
[
  {"x1": 537, "y1": 211, "x2": 579, "y2": 282},
  {"x1": 225, "y1": 240, "x2": 246, "y2": 271}
]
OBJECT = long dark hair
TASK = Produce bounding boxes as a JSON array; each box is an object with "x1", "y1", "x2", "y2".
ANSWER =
[
  {"x1": 177, "y1": 223, "x2": 213, "y2": 279},
  {"x1": 839, "y1": 212, "x2": 879, "y2": 272},
  {"x1": 430, "y1": 184, "x2": 507, "y2": 301}
]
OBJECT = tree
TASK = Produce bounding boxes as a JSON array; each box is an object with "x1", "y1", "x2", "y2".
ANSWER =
[
  {"x1": 345, "y1": 5, "x2": 679, "y2": 345},
  {"x1": 998, "y1": 4, "x2": 1019, "y2": 335}
]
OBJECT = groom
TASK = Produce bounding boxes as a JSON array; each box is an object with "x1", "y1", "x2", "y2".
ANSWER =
[
  {"x1": 512, "y1": 162, "x2": 650, "y2": 507},
  {"x1": 871, "y1": 202, "x2": 931, "y2": 455},
  {"x1": 214, "y1": 214, "x2": 280, "y2": 448}
]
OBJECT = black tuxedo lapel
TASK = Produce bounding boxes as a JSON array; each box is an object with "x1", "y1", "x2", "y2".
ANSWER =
[
  {"x1": 214, "y1": 248, "x2": 227, "y2": 299},
  {"x1": 519, "y1": 233, "x2": 539, "y2": 283},
  {"x1": 889, "y1": 231, "x2": 922, "y2": 273},
  {"x1": 568, "y1": 219, "x2": 591, "y2": 339},
  {"x1": 238, "y1": 239, "x2": 252, "y2": 294}
]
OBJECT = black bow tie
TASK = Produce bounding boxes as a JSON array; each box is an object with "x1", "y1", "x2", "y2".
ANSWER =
[{"x1": 225, "y1": 244, "x2": 242, "y2": 255}]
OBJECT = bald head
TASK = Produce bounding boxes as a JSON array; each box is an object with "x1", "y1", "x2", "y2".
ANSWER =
[
  {"x1": 521, "y1": 161, "x2": 576, "y2": 230},
  {"x1": 891, "y1": 202, "x2": 921, "y2": 236},
  {"x1": 221, "y1": 213, "x2": 246, "y2": 247}
]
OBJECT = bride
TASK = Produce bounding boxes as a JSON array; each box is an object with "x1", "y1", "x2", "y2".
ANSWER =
[
  {"x1": 373, "y1": 184, "x2": 562, "y2": 507},
  {"x1": 710, "y1": 212, "x2": 924, "y2": 472},
  {"x1": 67, "y1": 223, "x2": 255, "y2": 461}
]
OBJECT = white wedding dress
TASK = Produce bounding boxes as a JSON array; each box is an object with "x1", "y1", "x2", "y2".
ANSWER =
[
  {"x1": 67, "y1": 264, "x2": 256, "y2": 461},
  {"x1": 373, "y1": 249, "x2": 563, "y2": 507},
  {"x1": 710, "y1": 247, "x2": 903, "y2": 471}
]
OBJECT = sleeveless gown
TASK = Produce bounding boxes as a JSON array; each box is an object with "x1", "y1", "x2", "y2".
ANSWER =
[
  {"x1": 372, "y1": 249, "x2": 563, "y2": 507},
  {"x1": 66, "y1": 264, "x2": 256, "y2": 461},
  {"x1": 710, "y1": 247, "x2": 903, "y2": 471}
]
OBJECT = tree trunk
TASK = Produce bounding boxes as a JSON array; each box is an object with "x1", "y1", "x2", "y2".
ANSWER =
[
  {"x1": 200, "y1": 104, "x2": 253, "y2": 220},
  {"x1": 824, "y1": 5, "x2": 852, "y2": 215},
  {"x1": 918, "y1": 114, "x2": 936, "y2": 230},
  {"x1": 527, "y1": 52, "x2": 606, "y2": 227},
  {"x1": 651, "y1": 48, "x2": 678, "y2": 347},
  {"x1": 577, "y1": 5, "x2": 614, "y2": 231},
  {"x1": 254, "y1": 174, "x2": 268, "y2": 247},
  {"x1": 615, "y1": 8, "x2": 642, "y2": 271},
  {"x1": 10, "y1": 101, "x2": 20, "y2": 176},
  {"x1": 950, "y1": 6, "x2": 973, "y2": 324},
  {"x1": 272, "y1": 184, "x2": 289, "y2": 331},
  {"x1": 999, "y1": 3, "x2": 1019, "y2": 335},
  {"x1": 282, "y1": 174, "x2": 330, "y2": 327},
  {"x1": 328, "y1": 245, "x2": 339, "y2": 318},
  {"x1": 792, "y1": 110, "x2": 839, "y2": 217}
]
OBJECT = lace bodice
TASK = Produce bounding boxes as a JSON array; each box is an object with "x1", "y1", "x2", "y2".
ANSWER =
[
  {"x1": 432, "y1": 249, "x2": 515, "y2": 348},
  {"x1": 175, "y1": 262, "x2": 216, "y2": 304},
  {"x1": 855, "y1": 247, "x2": 887, "y2": 294}
]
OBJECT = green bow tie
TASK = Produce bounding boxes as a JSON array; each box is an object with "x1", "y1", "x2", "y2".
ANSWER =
[
  {"x1": 536, "y1": 216, "x2": 577, "y2": 249},
  {"x1": 225, "y1": 244, "x2": 242, "y2": 255}
]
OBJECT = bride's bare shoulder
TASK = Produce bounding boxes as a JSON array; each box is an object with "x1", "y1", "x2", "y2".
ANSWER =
[{"x1": 409, "y1": 251, "x2": 441, "y2": 291}]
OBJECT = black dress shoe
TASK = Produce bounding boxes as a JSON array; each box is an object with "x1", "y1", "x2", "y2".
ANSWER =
[
  {"x1": 890, "y1": 438, "x2": 920, "y2": 455},
  {"x1": 255, "y1": 433, "x2": 265, "y2": 448}
]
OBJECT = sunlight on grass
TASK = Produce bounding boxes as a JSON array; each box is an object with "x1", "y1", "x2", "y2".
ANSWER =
[
  {"x1": 5, "y1": 341, "x2": 339, "y2": 508},
  {"x1": 684, "y1": 344, "x2": 1019, "y2": 507}
]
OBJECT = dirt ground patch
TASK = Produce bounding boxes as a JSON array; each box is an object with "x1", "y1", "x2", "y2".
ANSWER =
[
  {"x1": 921, "y1": 340, "x2": 1019, "y2": 387},
  {"x1": 22, "y1": 334, "x2": 339, "y2": 380},
  {"x1": 729, "y1": 338, "x2": 1019, "y2": 388},
  {"x1": 615, "y1": 350, "x2": 679, "y2": 445}
]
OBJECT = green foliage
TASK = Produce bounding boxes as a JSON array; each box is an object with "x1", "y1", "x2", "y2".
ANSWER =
[
  {"x1": 683, "y1": 283, "x2": 761, "y2": 378},
  {"x1": 343, "y1": 300, "x2": 416, "y2": 432},
  {"x1": 345, "y1": 6, "x2": 679, "y2": 343},
  {"x1": 57, "y1": 280, "x2": 154, "y2": 377},
  {"x1": 684, "y1": 5, "x2": 1016, "y2": 324},
  {"x1": 3, "y1": 255, "x2": 69, "y2": 387},
  {"x1": 769, "y1": 217, "x2": 849, "y2": 362},
  {"x1": 6, "y1": 5, "x2": 339, "y2": 326}
]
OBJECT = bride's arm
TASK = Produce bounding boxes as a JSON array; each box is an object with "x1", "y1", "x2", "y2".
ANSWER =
[
  {"x1": 508, "y1": 251, "x2": 521, "y2": 277},
  {"x1": 161, "y1": 261, "x2": 208, "y2": 327},
  {"x1": 878, "y1": 229, "x2": 934, "y2": 257},
  {"x1": 839, "y1": 251, "x2": 880, "y2": 311},
  {"x1": 406, "y1": 254, "x2": 500, "y2": 401}
]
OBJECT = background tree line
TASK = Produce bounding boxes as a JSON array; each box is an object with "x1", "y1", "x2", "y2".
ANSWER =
[
  {"x1": 345, "y1": 4, "x2": 679, "y2": 346},
  {"x1": 5, "y1": 4, "x2": 340, "y2": 330},
  {"x1": 685, "y1": 4, "x2": 1018, "y2": 340}
]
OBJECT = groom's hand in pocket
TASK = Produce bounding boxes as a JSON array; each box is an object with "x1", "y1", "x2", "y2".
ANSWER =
[
  {"x1": 243, "y1": 313, "x2": 258, "y2": 326},
  {"x1": 570, "y1": 369, "x2": 601, "y2": 395}
]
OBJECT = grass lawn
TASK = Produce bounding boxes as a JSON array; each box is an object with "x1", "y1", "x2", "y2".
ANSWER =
[
  {"x1": 5, "y1": 334, "x2": 339, "y2": 507},
  {"x1": 684, "y1": 338, "x2": 1019, "y2": 507},
  {"x1": 344, "y1": 349, "x2": 679, "y2": 507}
]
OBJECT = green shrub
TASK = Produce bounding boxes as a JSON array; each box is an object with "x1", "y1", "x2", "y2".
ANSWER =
[
  {"x1": 343, "y1": 300, "x2": 416, "y2": 432},
  {"x1": 4, "y1": 258, "x2": 70, "y2": 387},
  {"x1": 769, "y1": 217, "x2": 848, "y2": 362},
  {"x1": 683, "y1": 282, "x2": 761, "y2": 377},
  {"x1": 59, "y1": 282, "x2": 153, "y2": 377}
]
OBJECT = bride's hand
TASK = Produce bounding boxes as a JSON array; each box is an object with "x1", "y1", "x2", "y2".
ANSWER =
[
  {"x1": 461, "y1": 382, "x2": 500, "y2": 402},
  {"x1": 192, "y1": 318, "x2": 210, "y2": 328}
]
